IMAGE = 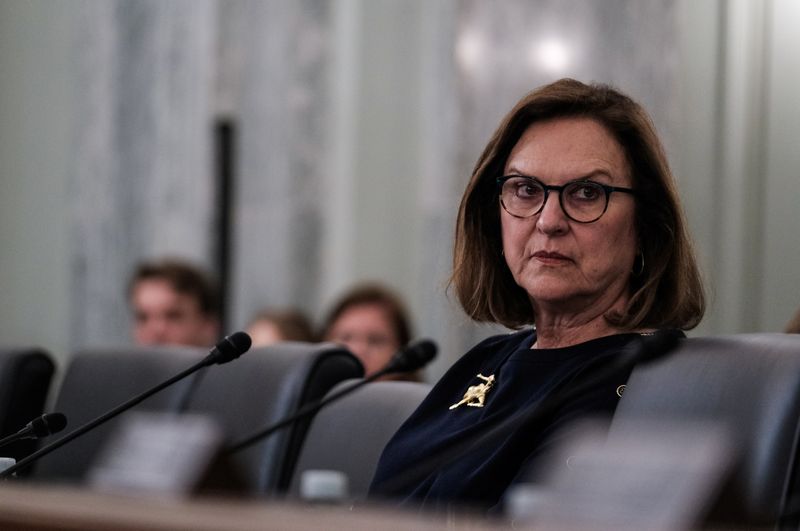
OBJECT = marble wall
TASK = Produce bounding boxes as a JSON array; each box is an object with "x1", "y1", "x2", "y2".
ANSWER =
[
  {"x1": 4, "y1": 0, "x2": 798, "y2": 376},
  {"x1": 227, "y1": 0, "x2": 332, "y2": 330},
  {"x1": 69, "y1": 0, "x2": 217, "y2": 346},
  {"x1": 41, "y1": 0, "x2": 695, "y2": 367}
]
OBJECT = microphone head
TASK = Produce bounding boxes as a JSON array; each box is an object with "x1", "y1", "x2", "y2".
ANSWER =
[
  {"x1": 386, "y1": 339, "x2": 438, "y2": 373},
  {"x1": 208, "y1": 331, "x2": 252, "y2": 365},
  {"x1": 30, "y1": 413, "x2": 67, "y2": 438}
]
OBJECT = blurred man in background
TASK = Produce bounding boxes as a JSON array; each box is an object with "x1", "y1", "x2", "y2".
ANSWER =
[{"x1": 128, "y1": 258, "x2": 220, "y2": 347}]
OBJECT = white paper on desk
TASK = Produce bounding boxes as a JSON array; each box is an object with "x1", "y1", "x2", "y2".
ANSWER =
[
  {"x1": 87, "y1": 412, "x2": 222, "y2": 497},
  {"x1": 508, "y1": 419, "x2": 734, "y2": 531}
]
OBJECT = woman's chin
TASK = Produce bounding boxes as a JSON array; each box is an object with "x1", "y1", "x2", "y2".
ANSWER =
[{"x1": 522, "y1": 280, "x2": 583, "y2": 304}]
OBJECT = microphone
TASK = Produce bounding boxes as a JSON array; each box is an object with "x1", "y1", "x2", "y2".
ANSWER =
[
  {"x1": 0, "y1": 332, "x2": 252, "y2": 479},
  {"x1": 0, "y1": 413, "x2": 68, "y2": 449},
  {"x1": 203, "y1": 331, "x2": 252, "y2": 365},
  {"x1": 372, "y1": 331, "x2": 680, "y2": 497},
  {"x1": 379, "y1": 339, "x2": 438, "y2": 376},
  {"x1": 224, "y1": 339, "x2": 437, "y2": 455}
]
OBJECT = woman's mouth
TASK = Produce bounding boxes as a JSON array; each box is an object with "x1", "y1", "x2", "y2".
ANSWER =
[{"x1": 532, "y1": 251, "x2": 572, "y2": 264}]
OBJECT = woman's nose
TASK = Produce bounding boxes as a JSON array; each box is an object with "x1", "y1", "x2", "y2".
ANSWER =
[{"x1": 536, "y1": 191, "x2": 569, "y2": 234}]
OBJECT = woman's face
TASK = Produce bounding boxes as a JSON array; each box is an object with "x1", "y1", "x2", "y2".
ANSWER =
[
  {"x1": 325, "y1": 303, "x2": 400, "y2": 376},
  {"x1": 500, "y1": 117, "x2": 638, "y2": 318}
]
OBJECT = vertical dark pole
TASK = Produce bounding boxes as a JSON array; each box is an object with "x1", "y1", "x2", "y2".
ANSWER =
[{"x1": 214, "y1": 119, "x2": 235, "y2": 333}]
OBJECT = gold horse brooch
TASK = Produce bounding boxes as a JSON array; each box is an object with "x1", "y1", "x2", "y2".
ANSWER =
[{"x1": 449, "y1": 373, "x2": 495, "y2": 410}]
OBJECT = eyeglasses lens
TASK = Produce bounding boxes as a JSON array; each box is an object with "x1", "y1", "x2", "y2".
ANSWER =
[{"x1": 500, "y1": 178, "x2": 608, "y2": 223}]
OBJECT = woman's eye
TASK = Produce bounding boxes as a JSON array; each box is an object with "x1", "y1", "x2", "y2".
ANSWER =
[
  {"x1": 570, "y1": 183, "x2": 602, "y2": 201},
  {"x1": 516, "y1": 182, "x2": 541, "y2": 199}
]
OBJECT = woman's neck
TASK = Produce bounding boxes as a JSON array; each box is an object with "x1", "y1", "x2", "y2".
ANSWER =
[
  {"x1": 531, "y1": 293, "x2": 633, "y2": 349},
  {"x1": 532, "y1": 318, "x2": 626, "y2": 349}
]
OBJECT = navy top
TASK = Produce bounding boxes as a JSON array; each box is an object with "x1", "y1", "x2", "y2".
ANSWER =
[{"x1": 368, "y1": 328, "x2": 682, "y2": 512}]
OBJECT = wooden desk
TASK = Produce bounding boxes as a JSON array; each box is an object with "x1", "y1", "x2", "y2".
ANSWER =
[{"x1": 0, "y1": 483, "x2": 502, "y2": 530}]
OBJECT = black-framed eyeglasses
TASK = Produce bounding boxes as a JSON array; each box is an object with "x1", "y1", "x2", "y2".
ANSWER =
[{"x1": 497, "y1": 175, "x2": 637, "y2": 223}]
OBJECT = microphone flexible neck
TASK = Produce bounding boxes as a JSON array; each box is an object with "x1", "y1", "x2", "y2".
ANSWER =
[
  {"x1": 224, "y1": 370, "x2": 385, "y2": 455},
  {"x1": 224, "y1": 339, "x2": 436, "y2": 455},
  {"x1": 0, "y1": 359, "x2": 209, "y2": 479}
]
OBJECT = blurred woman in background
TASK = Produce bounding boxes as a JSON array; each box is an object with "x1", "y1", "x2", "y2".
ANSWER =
[{"x1": 321, "y1": 283, "x2": 420, "y2": 381}]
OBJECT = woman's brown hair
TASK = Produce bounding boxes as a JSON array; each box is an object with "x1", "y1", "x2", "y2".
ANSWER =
[{"x1": 450, "y1": 78, "x2": 705, "y2": 331}]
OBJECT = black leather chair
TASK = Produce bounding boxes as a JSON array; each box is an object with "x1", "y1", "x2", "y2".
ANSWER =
[
  {"x1": 288, "y1": 379, "x2": 431, "y2": 501},
  {"x1": 610, "y1": 333, "x2": 800, "y2": 528},
  {"x1": 182, "y1": 342, "x2": 364, "y2": 495},
  {"x1": 0, "y1": 347, "x2": 55, "y2": 466},
  {"x1": 31, "y1": 346, "x2": 205, "y2": 482}
]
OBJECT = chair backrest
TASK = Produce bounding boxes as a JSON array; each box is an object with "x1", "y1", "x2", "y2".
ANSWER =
[
  {"x1": 610, "y1": 333, "x2": 800, "y2": 527},
  {"x1": 288, "y1": 379, "x2": 432, "y2": 501},
  {"x1": 182, "y1": 341, "x2": 364, "y2": 495},
  {"x1": 0, "y1": 347, "x2": 55, "y2": 466},
  {"x1": 31, "y1": 346, "x2": 205, "y2": 482}
]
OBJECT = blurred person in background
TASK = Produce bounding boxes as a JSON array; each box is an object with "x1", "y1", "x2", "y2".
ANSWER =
[
  {"x1": 128, "y1": 258, "x2": 220, "y2": 347},
  {"x1": 246, "y1": 307, "x2": 315, "y2": 347},
  {"x1": 786, "y1": 307, "x2": 800, "y2": 333},
  {"x1": 321, "y1": 283, "x2": 421, "y2": 381}
]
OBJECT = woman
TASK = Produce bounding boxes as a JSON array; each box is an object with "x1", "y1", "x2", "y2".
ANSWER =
[
  {"x1": 245, "y1": 307, "x2": 315, "y2": 347},
  {"x1": 321, "y1": 282, "x2": 420, "y2": 381},
  {"x1": 786, "y1": 307, "x2": 800, "y2": 333},
  {"x1": 368, "y1": 79, "x2": 705, "y2": 511}
]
